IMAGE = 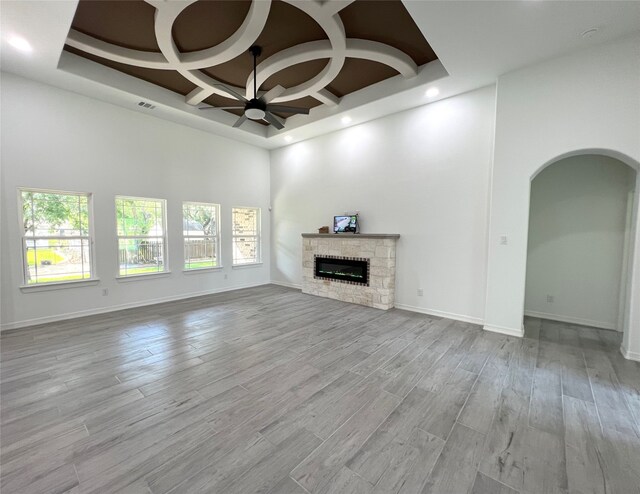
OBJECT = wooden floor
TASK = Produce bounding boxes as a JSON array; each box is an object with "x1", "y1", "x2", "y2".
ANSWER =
[{"x1": 1, "y1": 285, "x2": 639, "y2": 494}]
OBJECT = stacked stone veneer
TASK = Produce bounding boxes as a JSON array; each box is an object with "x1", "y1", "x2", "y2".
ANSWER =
[{"x1": 302, "y1": 234, "x2": 399, "y2": 310}]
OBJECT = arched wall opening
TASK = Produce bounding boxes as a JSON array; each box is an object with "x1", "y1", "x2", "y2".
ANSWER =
[{"x1": 524, "y1": 150, "x2": 639, "y2": 357}]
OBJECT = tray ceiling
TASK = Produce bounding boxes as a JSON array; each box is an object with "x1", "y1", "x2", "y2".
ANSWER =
[{"x1": 64, "y1": 0, "x2": 437, "y2": 125}]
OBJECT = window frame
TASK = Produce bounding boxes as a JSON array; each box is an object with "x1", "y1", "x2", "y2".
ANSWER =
[
  {"x1": 182, "y1": 201, "x2": 222, "y2": 272},
  {"x1": 18, "y1": 187, "x2": 97, "y2": 288},
  {"x1": 115, "y1": 195, "x2": 169, "y2": 278},
  {"x1": 231, "y1": 206, "x2": 262, "y2": 266}
]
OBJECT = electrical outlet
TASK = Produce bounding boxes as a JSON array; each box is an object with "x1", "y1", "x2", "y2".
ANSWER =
[
  {"x1": 224, "y1": 274, "x2": 228, "y2": 280},
  {"x1": 417, "y1": 288, "x2": 424, "y2": 296},
  {"x1": 102, "y1": 288, "x2": 109, "y2": 296},
  {"x1": 499, "y1": 235, "x2": 508, "y2": 245},
  {"x1": 547, "y1": 295, "x2": 554, "y2": 303}
]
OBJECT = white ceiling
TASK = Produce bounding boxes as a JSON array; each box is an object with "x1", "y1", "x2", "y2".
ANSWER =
[
  {"x1": 405, "y1": 0, "x2": 640, "y2": 86},
  {"x1": 2, "y1": 0, "x2": 639, "y2": 150}
]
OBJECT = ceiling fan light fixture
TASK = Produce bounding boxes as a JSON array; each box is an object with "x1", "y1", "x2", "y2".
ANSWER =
[
  {"x1": 197, "y1": 46, "x2": 306, "y2": 129},
  {"x1": 245, "y1": 108, "x2": 266, "y2": 120}
]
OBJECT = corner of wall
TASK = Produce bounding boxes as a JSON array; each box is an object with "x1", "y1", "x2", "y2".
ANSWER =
[
  {"x1": 483, "y1": 323, "x2": 524, "y2": 338},
  {"x1": 620, "y1": 341, "x2": 640, "y2": 362}
]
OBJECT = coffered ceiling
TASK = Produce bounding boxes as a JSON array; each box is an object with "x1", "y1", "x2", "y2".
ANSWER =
[
  {"x1": 3, "y1": 1, "x2": 639, "y2": 148},
  {"x1": 64, "y1": 0, "x2": 437, "y2": 124}
]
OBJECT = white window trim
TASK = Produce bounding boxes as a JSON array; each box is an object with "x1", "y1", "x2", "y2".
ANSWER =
[
  {"x1": 182, "y1": 201, "x2": 222, "y2": 271},
  {"x1": 115, "y1": 271, "x2": 172, "y2": 282},
  {"x1": 182, "y1": 266, "x2": 224, "y2": 274},
  {"x1": 232, "y1": 206, "x2": 261, "y2": 266},
  {"x1": 115, "y1": 195, "x2": 169, "y2": 277},
  {"x1": 231, "y1": 262, "x2": 263, "y2": 269},
  {"x1": 17, "y1": 187, "x2": 97, "y2": 287},
  {"x1": 20, "y1": 278, "x2": 101, "y2": 292}
]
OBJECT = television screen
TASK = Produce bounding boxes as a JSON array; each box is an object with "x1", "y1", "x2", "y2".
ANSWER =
[{"x1": 334, "y1": 215, "x2": 358, "y2": 233}]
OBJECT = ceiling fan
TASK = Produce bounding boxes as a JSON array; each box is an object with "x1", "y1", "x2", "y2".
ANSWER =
[{"x1": 199, "y1": 46, "x2": 309, "y2": 130}]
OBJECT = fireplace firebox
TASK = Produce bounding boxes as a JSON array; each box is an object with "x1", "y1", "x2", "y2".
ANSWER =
[{"x1": 314, "y1": 255, "x2": 370, "y2": 286}]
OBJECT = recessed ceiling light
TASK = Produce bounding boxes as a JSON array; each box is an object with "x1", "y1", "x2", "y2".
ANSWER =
[
  {"x1": 341, "y1": 116, "x2": 352, "y2": 125},
  {"x1": 580, "y1": 28, "x2": 599, "y2": 38},
  {"x1": 8, "y1": 36, "x2": 32, "y2": 53},
  {"x1": 425, "y1": 87, "x2": 440, "y2": 98},
  {"x1": 284, "y1": 135, "x2": 293, "y2": 142}
]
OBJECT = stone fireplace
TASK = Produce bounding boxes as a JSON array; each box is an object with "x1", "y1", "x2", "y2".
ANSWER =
[{"x1": 302, "y1": 233, "x2": 400, "y2": 310}]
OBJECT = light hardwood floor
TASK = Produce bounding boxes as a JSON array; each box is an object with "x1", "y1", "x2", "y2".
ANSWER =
[{"x1": 1, "y1": 285, "x2": 639, "y2": 494}]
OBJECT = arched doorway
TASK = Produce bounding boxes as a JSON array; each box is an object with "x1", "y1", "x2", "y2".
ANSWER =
[{"x1": 524, "y1": 151, "x2": 639, "y2": 357}]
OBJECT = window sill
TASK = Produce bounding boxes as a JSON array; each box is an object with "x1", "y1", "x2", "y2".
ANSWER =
[
  {"x1": 183, "y1": 266, "x2": 224, "y2": 274},
  {"x1": 116, "y1": 271, "x2": 171, "y2": 282},
  {"x1": 232, "y1": 262, "x2": 263, "y2": 269},
  {"x1": 20, "y1": 278, "x2": 100, "y2": 293}
]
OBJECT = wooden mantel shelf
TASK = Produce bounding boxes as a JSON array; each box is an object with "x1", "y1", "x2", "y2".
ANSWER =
[{"x1": 301, "y1": 233, "x2": 400, "y2": 239}]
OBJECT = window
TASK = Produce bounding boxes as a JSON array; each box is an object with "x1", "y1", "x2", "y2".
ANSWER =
[
  {"x1": 116, "y1": 196, "x2": 167, "y2": 277},
  {"x1": 232, "y1": 207, "x2": 261, "y2": 265},
  {"x1": 183, "y1": 202, "x2": 220, "y2": 270},
  {"x1": 20, "y1": 189, "x2": 94, "y2": 285}
]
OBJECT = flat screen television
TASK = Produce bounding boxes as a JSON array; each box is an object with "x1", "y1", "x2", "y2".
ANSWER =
[{"x1": 334, "y1": 215, "x2": 358, "y2": 233}]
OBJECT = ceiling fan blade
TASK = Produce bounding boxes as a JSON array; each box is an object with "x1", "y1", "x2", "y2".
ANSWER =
[
  {"x1": 199, "y1": 106, "x2": 245, "y2": 110},
  {"x1": 265, "y1": 104, "x2": 310, "y2": 115},
  {"x1": 264, "y1": 112, "x2": 285, "y2": 130},
  {"x1": 232, "y1": 114, "x2": 248, "y2": 128},
  {"x1": 261, "y1": 85, "x2": 285, "y2": 103},
  {"x1": 213, "y1": 83, "x2": 248, "y2": 103}
]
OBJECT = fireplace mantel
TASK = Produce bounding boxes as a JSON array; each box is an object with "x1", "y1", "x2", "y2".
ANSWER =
[
  {"x1": 301, "y1": 233, "x2": 399, "y2": 310},
  {"x1": 301, "y1": 233, "x2": 400, "y2": 239}
]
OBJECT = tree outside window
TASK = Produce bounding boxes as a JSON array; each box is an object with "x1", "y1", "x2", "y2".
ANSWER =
[
  {"x1": 183, "y1": 202, "x2": 220, "y2": 270},
  {"x1": 20, "y1": 189, "x2": 93, "y2": 284},
  {"x1": 115, "y1": 196, "x2": 167, "y2": 276}
]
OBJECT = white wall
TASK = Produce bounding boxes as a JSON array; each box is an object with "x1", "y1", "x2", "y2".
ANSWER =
[
  {"x1": 0, "y1": 72, "x2": 271, "y2": 329},
  {"x1": 270, "y1": 85, "x2": 496, "y2": 323},
  {"x1": 484, "y1": 34, "x2": 640, "y2": 354},
  {"x1": 4, "y1": 36, "x2": 640, "y2": 361},
  {"x1": 524, "y1": 155, "x2": 636, "y2": 330}
]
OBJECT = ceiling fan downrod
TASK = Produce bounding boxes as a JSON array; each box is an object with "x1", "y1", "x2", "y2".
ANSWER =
[{"x1": 245, "y1": 46, "x2": 266, "y2": 120}]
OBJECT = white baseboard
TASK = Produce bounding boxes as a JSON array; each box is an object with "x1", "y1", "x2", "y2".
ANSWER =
[
  {"x1": 483, "y1": 324, "x2": 525, "y2": 338},
  {"x1": 270, "y1": 280, "x2": 302, "y2": 290},
  {"x1": 0, "y1": 282, "x2": 270, "y2": 332},
  {"x1": 620, "y1": 343, "x2": 640, "y2": 362},
  {"x1": 394, "y1": 303, "x2": 484, "y2": 326},
  {"x1": 523, "y1": 310, "x2": 617, "y2": 331}
]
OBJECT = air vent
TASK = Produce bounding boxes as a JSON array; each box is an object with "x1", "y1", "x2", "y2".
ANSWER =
[{"x1": 137, "y1": 101, "x2": 156, "y2": 110}]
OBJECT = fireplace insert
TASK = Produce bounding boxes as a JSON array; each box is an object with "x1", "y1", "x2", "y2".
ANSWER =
[{"x1": 314, "y1": 255, "x2": 369, "y2": 286}]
